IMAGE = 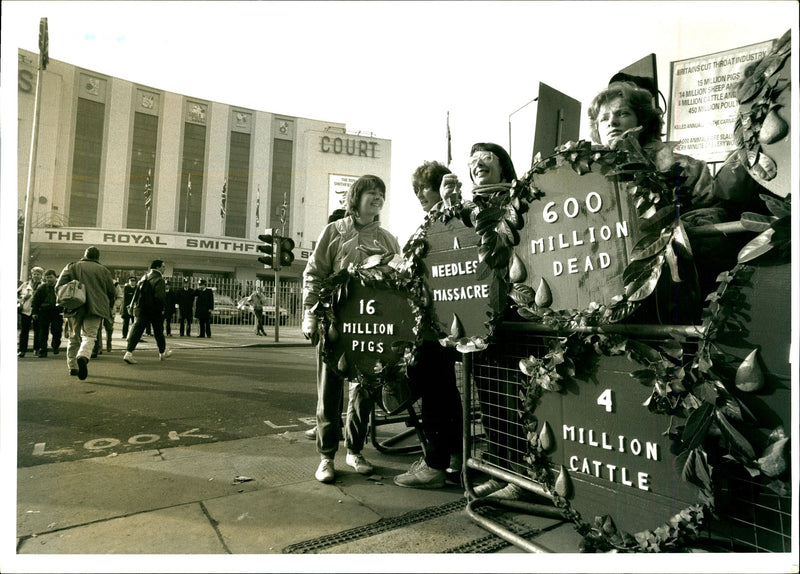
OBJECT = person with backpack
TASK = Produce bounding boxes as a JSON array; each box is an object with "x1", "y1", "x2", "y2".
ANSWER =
[
  {"x1": 123, "y1": 259, "x2": 172, "y2": 364},
  {"x1": 55, "y1": 246, "x2": 117, "y2": 380}
]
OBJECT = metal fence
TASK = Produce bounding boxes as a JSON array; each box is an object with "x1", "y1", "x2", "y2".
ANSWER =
[
  {"x1": 164, "y1": 276, "x2": 303, "y2": 328},
  {"x1": 463, "y1": 323, "x2": 791, "y2": 553}
]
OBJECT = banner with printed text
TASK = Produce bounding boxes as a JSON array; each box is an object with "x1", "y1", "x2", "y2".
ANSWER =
[{"x1": 668, "y1": 40, "x2": 773, "y2": 162}]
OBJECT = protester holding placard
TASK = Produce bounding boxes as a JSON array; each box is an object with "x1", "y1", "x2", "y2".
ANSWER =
[
  {"x1": 394, "y1": 161, "x2": 464, "y2": 489},
  {"x1": 302, "y1": 175, "x2": 401, "y2": 483},
  {"x1": 588, "y1": 79, "x2": 763, "y2": 297}
]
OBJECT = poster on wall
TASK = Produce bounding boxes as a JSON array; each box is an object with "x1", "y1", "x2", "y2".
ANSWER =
[
  {"x1": 668, "y1": 39, "x2": 773, "y2": 163},
  {"x1": 328, "y1": 174, "x2": 358, "y2": 214}
]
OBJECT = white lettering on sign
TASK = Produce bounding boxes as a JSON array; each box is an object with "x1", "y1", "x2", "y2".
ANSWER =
[
  {"x1": 561, "y1": 423, "x2": 659, "y2": 492},
  {"x1": 431, "y1": 260, "x2": 478, "y2": 278},
  {"x1": 530, "y1": 193, "x2": 629, "y2": 282},
  {"x1": 432, "y1": 284, "x2": 490, "y2": 302}
]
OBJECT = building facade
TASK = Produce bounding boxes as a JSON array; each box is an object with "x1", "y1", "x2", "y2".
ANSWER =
[{"x1": 17, "y1": 49, "x2": 392, "y2": 284}]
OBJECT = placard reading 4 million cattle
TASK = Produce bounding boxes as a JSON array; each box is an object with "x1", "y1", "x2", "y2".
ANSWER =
[{"x1": 515, "y1": 166, "x2": 641, "y2": 312}]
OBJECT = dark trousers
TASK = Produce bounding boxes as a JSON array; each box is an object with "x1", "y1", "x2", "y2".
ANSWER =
[
  {"x1": 127, "y1": 311, "x2": 166, "y2": 354},
  {"x1": 35, "y1": 309, "x2": 63, "y2": 356},
  {"x1": 179, "y1": 313, "x2": 193, "y2": 336},
  {"x1": 408, "y1": 340, "x2": 463, "y2": 470},
  {"x1": 164, "y1": 313, "x2": 174, "y2": 335},
  {"x1": 121, "y1": 313, "x2": 132, "y2": 339},
  {"x1": 197, "y1": 316, "x2": 211, "y2": 337},
  {"x1": 93, "y1": 316, "x2": 114, "y2": 354},
  {"x1": 18, "y1": 313, "x2": 40, "y2": 354},
  {"x1": 254, "y1": 308, "x2": 266, "y2": 334}
]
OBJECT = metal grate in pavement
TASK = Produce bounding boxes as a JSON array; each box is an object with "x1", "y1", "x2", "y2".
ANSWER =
[{"x1": 282, "y1": 499, "x2": 467, "y2": 553}]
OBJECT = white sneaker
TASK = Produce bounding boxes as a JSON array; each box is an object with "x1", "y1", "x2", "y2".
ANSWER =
[
  {"x1": 123, "y1": 352, "x2": 137, "y2": 364},
  {"x1": 345, "y1": 452, "x2": 375, "y2": 475},
  {"x1": 159, "y1": 348, "x2": 173, "y2": 360},
  {"x1": 315, "y1": 458, "x2": 335, "y2": 483}
]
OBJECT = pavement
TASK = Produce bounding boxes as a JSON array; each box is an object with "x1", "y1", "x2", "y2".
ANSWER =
[{"x1": 11, "y1": 322, "x2": 585, "y2": 566}]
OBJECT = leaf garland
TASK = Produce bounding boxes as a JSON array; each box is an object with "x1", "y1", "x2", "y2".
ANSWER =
[
  {"x1": 401, "y1": 193, "x2": 518, "y2": 352},
  {"x1": 310, "y1": 261, "x2": 422, "y2": 395},
  {"x1": 514, "y1": 258, "x2": 791, "y2": 551}
]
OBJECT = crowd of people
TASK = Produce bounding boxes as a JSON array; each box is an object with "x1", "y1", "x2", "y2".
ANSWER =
[{"x1": 18, "y1": 77, "x2": 769, "y2": 500}]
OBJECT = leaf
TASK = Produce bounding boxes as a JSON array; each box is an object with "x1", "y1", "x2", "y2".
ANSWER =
[
  {"x1": 715, "y1": 410, "x2": 756, "y2": 459},
  {"x1": 681, "y1": 402, "x2": 714, "y2": 451},
  {"x1": 630, "y1": 231, "x2": 671, "y2": 261},
  {"x1": 760, "y1": 194, "x2": 791, "y2": 218},
  {"x1": 734, "y1": 348, "x2": 765, "y2": 392},
  {"x1": 623, "y1": 257, "x2": 664, "y2": 302},
  {"x1": 509, "y1": 283, "x2": 535, "y2": 306},
  {"x1": 737, "y1": 228, "x2": 775, "y2": 263},
  {"x1": 739, "y1": 212, "x2": 775, "y2": 232},
  {"x1": 534, "y1": 277, "x2": 553, "y2": 308},
  {"x1": 757, "y1": 437, "x2": 789, "y2": 477},
  {"x1": 664, "y1": 242, "x2": 681, "y2": 283}
]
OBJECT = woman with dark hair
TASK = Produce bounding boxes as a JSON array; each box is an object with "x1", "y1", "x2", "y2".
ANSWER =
[{"x1": 302, "y1": 174, "x2": 400, "y2": 483}]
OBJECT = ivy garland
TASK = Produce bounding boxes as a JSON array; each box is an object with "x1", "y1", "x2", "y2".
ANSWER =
[
  {"x1": 509, "y1": 174, "x2": 791, "y2": 549},
  {"x1": 400, "y1": 135, "x2": 791, "y2": 551},
  {"x1": 310, "y1": 258, "x2": 423, "y2": 396}
]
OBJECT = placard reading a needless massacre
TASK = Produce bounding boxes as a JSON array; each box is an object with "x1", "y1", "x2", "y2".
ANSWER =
[
  {"x1": 668, "y1": 40, "x2": 773, "y2": 163},
  {"x1": 514, "y1": 166, "x2": 639, "y2": 312},
  {"x1": 422, "y1": 215, "x2": 505, "y2": 341}
]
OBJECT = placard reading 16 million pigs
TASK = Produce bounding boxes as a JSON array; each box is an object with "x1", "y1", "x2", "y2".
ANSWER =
[{"x1": 516, "y1": 164, "x2": 641, "y2": 311}]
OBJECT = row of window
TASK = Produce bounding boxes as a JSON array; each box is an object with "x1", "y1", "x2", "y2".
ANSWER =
[{"x1": 70, "y1": 99, "x2": 292, "y2": 238}]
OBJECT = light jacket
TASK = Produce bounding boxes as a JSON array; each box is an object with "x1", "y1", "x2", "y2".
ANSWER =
[{"x1": 302, "y1": 215, "x2": 400, "y2": 310}]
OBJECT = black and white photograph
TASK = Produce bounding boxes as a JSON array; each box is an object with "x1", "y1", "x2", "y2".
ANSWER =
[{"x1": 2, "y1": 2, "x2": 797, "y2": 573}]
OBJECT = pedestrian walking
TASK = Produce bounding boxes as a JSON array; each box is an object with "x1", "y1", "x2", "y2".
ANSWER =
[
  {"x1": 31, "y1": 269, "x2": 63, "y2": 358},
  {"x1": 17, "y1": 266, "x2": 44, "y2": 358},
  {"x1": 93, "y1": 277, "x2": 123, "y2": 357},
  {"x1": 194, "y1": 279, "x2": 214, "y2": 338},
  {"x1": 120, "y1": 276, "x2": 137, "y2": 340},
  {"x1": 55, "y1": 246, "x2": 117, "y2": 380},
  {"x1": 245, "y1": 285, "x2": 269, "y2": 336},
  {"x1": 123, "y1": 260, "x2": 173, "y2": 364}
]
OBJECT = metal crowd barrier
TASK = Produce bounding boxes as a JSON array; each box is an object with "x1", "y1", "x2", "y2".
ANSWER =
[{"x1": 459, "y1": 321, "x2": 791, "y2": 553}]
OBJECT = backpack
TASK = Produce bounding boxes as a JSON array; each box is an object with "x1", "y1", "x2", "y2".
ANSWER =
[{"x1": 129, "y1": 275, "x2": 156, "y2": 314}]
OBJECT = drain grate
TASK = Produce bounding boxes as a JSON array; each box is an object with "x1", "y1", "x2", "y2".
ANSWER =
[
  {"x1": 444, "y1": 506, "x2": 542, "y2": 553},
  {"x1": 282, "y1": 499, "x2": 467, "y2": 553}
]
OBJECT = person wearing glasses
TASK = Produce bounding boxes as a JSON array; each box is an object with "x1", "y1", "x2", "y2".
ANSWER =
[{"x1": 302, "y1": 175, "x2": 401, "y2": 484}]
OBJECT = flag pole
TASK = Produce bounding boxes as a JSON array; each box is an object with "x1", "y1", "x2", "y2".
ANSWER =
[{"x1": 20, "y1": 18, "x2": 49, "y2": 282}]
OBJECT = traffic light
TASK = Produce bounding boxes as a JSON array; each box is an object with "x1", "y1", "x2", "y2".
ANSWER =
[
  {"x1": 279, "y1": 237, "x2": 295, "y2": 268},
  {"x1": 257, "y1": 228, "x2": 276, "y2": 268}
]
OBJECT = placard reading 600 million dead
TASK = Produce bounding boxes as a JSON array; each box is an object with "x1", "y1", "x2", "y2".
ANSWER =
[{"x1": 515, "y1": 165, "x2": 641, "y2": 312}]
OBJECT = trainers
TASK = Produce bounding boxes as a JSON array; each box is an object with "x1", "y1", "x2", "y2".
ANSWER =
[
  {"x1": 487, "y1": 483, "x2": 527, "y2": 500},
  {"x1": 123, "y1": 352, "x2": 137, "y2": 364},
  {"x1": 159, "y1": 348, "x2": 173, "y2": 360},
  {"x1": 69, "y1": 368, "x2": 78, "y2": 377},
  {"x1": 473, "y1": 478, "x2": 505, "y2": 497},
  {"x1": 345, "y1": 453, "x2": 375, "y2": 475},
  {"x1": 394, "y1": 458, "x2": 446, "y2": 489},
  {"x1": 447, "y1": 454, "x2": 463, "y2": 474},
  {"x1": 304, "y1": 427, "x2": 317, "y2": 440},
  {"x1": 315, "y1": 458, "x2": 335, "y2": 483},
  {"x1": 77, "y1": 356, "x2": 89, "y2": 380}
]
